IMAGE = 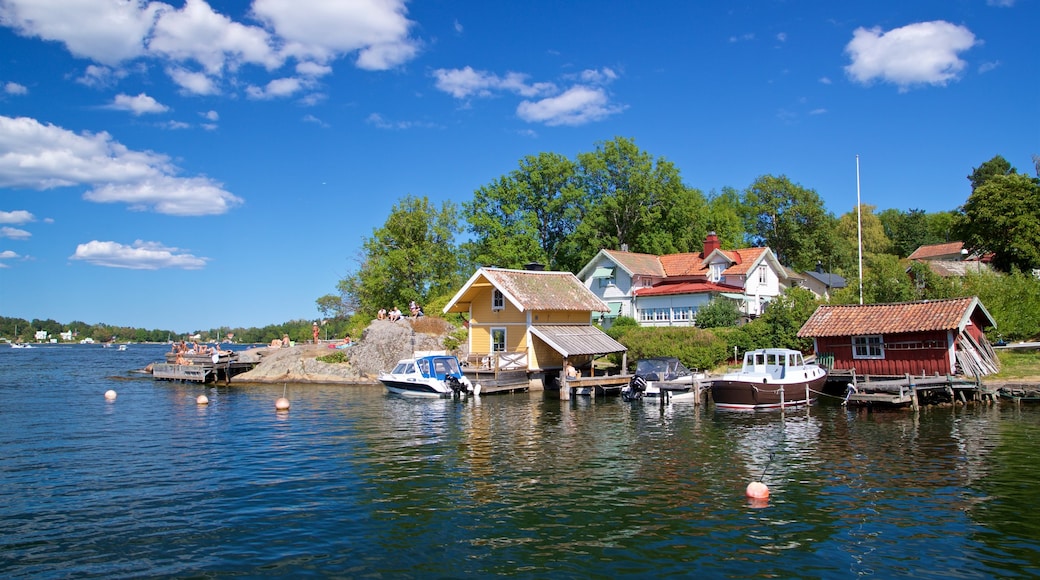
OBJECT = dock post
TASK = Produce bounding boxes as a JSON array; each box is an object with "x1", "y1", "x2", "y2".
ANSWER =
[{"x1": 559, "y1": 371, "x2": 570, "y2": 401}]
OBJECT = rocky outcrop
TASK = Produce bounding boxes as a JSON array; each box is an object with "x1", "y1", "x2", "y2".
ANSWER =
[{"x1": 230, "y1": 319, "x2": 453, "y2": 384}]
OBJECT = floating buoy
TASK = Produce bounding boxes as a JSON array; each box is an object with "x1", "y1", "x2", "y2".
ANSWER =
[
  {"x1": 275, "y1": 397, "x2": 291, "y2": 411},
  {"x1": 104, "y1": 389, "x2": 117, "y2": 400},
  {"x1": 745, "y1": 481, "x2": 770, "y2": 499},
  {"x1": 196, "y1": 394, "x2": 209, "y2": 405}
]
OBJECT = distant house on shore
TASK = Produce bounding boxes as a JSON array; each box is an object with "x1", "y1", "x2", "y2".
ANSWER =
[
  {"x1": 442, "y1": 266, "x2": 626, "y2": 384},
  {"x1": 577, "y1": 233, "x2": 789, "y2": 328},
  {"x1": 797, "y1": 297, "x2": 999, "y2": 378},
  {"x1": 908, "y1": 242, "x2": 992, "y2": 278},
  {"x1": 799, "y1": 262, "x2": 847, "y2": 302}
]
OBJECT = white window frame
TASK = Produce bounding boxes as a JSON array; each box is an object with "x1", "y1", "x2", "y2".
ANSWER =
[
  {"x1": 710, "y1": 263, "x2": 724, "y2": 283},
  {"x1": 852, "y1": 335, "x2": 885, "y2": 359},
  {"x1": 638, "y1": 308, "x2": 654, "y2": 322},
  {"x1": 492, "y1": 289, "x2": 505, "y2": 311},
  {"x1": 674, "y1": 306, "x2": 691, "y2": 322},
  {"x1": 758, "y1": 265, "x2": 767, "y2": 285},
  {"x1": 490, "y1": 327, "x2": 506, "y2": 352}
]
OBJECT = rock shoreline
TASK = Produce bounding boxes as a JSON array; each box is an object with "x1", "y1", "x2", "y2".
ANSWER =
[{"x1": 228, "y1": 319, "x2": 453, "y2": 385}]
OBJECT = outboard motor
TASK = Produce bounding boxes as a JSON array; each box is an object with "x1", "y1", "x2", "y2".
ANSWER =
[
  {"x1": 446, "y1": 375, "x2": 465, "y2": 397},
  {"x1": 623, "y1": 374, "x2": 648, "y2": 401}
]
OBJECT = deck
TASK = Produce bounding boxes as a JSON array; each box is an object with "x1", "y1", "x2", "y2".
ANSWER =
[
  {"x1": 152, "y1": 352, "x2": 256, "y2": 384},
  {"x1": 838, "y1": 371, "x2": 996, "y2": 409}
]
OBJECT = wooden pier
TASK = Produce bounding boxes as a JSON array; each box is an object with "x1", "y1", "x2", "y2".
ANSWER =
[
  {"x1": 838, "y1": 370, "x2": 997, "y2": 409},
  {"x1": 152, "y1": 352, "x2": 256, "y2": 384}
]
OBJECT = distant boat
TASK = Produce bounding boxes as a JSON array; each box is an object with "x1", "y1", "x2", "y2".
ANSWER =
[
  {"x1": 118, "y1": 344, "x2": 128, "y2": 351},
  {"x1": 711, "y1": 348, "x2": 827, "y2": 410},
  {"x1": 10, "y1": 343, "x2": 32, "y2": 349}
]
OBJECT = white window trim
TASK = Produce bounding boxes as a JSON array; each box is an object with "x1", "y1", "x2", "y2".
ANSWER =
[
  {"x1": 492, "y1": 289, "x2": 505, "y2": 311},
  {"x1": 852, "y1": 335, "x2": 885, "y2": 359},
  {"x1": 490, "y1": 327, "x2": 506, "y2": 352}
]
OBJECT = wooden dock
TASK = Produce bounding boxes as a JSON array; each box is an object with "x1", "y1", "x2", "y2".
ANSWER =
[
  {"x1": 152, "y1": 352, "x2": 256, "y2": 384},
  {"x1": 839, "y1": 371, "x2": 996, "y2": 409}
]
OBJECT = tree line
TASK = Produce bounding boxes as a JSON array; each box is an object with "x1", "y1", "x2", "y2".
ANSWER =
[{"x1": 324, "y1": 137, "x2": 1040, "y2": 340}]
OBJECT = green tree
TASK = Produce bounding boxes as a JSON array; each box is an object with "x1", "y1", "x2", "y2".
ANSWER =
[
  {"x1": 462, "y1": 152, "x2": 583, "y2": 270},
  {"x1": 968, "y1": 155, "x2": 1014, "y2": 192},
  {"x1": 705, "y1": 187, "x2": 747, "y2": 250},
  {"x1": 694, "y1": 298, "x2": 740, "y2": 328},
  {"x1": 834, "y1": 204, "x2": 891, "y2": 273},
  {"x1": 338, "y1": 195, "x2": 465, "y2": 317},
  {"x1": 957, "y1": 172, "x2": 1040, "y2": 273},
  {"x1": 741, "y1": 174, "x2": 836, "y2": 270},
  {"x1": 573, "y1": 137, "x2": 707, "y2": 262},
  {"x1": 963, "y1": 269, "x2": 1040, "y2": 341},
  {"x1": 756, "y1": 286, "x2": 820, "y2": 351}
]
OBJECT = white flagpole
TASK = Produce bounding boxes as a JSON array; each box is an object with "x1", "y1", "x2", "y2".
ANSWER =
[{"x1": 856, "y1": 155, "x2": 863, "y2": 305}]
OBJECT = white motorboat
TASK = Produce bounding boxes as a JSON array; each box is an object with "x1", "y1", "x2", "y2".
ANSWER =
[
  {"x1": 711, "y1": 348, "x2": 827, "y2": 410},
  {"x1": 622, "y1": 357, "x2": 704, "y2": 402},
  {"x1": 379, "y1": 354, "x2": 479, "y2": 398}
]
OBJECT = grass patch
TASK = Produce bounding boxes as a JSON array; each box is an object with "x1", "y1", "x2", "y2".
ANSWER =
[
  {"x1": 993, "y1": 349, "x2": 1040, "y2": 379},
  {"x1": 317, "y1": 350, "x2": 349, "y2": 364}
]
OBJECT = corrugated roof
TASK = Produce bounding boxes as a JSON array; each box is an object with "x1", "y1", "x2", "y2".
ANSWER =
[
  {"x1": 529, "y1": 324, "x2": 627, "y2": 357},
  {"x1": 482, "y1": 268, "x2": 608, "y2": 312},
  {"x1": 798, "y1": 297, "x2": 990, "y2": 337}
]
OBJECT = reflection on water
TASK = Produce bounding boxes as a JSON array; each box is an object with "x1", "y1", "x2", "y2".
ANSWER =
[{"x1": 2, "y1": 344, "x2": 1040, "y2": 577}]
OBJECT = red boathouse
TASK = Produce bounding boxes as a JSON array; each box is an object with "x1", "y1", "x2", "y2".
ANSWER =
[{"x1": 797, "y1": 297, "x2": 998, "y2": 378}]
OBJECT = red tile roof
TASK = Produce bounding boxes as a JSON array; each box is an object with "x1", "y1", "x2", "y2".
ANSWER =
[
  {"x1": 798, "y1": 297, "x2": 983, "y2": 337},
  {"x1": 908, "y1": 242, "x2": 964, "y2": 261},
  {"x1": 634, "y1": 281, "x2": 744, "y2": 297},
  {"x1": 606, "y1": 247, "x2": 767, "y2": 278}
]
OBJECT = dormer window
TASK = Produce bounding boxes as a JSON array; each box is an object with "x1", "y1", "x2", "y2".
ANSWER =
[
  {"x1": 710, "y1": 263, "x2": 724, "y2": 283},
  {"x1": 492, "y1": 289, "x2": 505, "y2": 311}
]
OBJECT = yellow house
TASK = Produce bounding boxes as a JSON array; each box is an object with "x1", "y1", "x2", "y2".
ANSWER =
[{"x1": 443, "y1": 267, "x2": 627, "y2": 382}]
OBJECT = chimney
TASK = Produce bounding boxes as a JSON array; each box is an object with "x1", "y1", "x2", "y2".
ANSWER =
[
  {"x1": 816, "y1": 260, "x2": 824, "y2": 273},
  {"x1": 703, "y1": 231, "x2": 720, "y2": 256},
  {"x1": 524, "y1": 262, "x2": 545, "y2": 271}
]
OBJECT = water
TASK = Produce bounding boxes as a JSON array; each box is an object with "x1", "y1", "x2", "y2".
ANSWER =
[{"x1": 3, "y1": 344, "x2": 1040, "y2": 578}]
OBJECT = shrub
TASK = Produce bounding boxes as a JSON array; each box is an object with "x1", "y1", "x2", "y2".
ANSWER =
[
  {"x1": 615, "y1": 326, "x2": 730, "y2": 372},
  {"x1": 317, "y1": 350, "x2": 349, "y2": 364}
]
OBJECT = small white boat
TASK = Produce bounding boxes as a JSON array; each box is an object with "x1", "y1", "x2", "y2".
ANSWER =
[
  {"x1": 379, "y1": 355, "x2": 479, "y2": 398},
  {"x1": 118, "y1": 344, "x2": 128, "y2": 351},
  {"x1": 622, "y1": 357, "x2": 705, "y2": 402},
  {"x1": 10, "y1": 343, "x2": 32, "y2": 349},
  {"x1": 711, "y1": 348, "x2": 828, "y2": 410}
]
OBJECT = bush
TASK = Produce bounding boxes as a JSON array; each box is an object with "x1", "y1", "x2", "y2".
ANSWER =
[
  {"x1": 613, "y1": 326, "x2": 730, "y2": 372},
  {"x1": 317, "y1": 350, "x2": 349, "y2": 364}
]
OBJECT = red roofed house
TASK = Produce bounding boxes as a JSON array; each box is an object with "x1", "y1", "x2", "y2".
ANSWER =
[
  {"x1": 577, "y1": 233, "x2": 789, "y2": 328},
  {"x1": 797, "y1": 297, "x2": 998, "y2": 377},
  {"x1": 907, "y1": 241, "x2": 992, "y2": 278}
]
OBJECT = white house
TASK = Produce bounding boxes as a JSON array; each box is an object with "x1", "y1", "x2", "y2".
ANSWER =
[{"x1": 577, "y1": 233, "x2": 789, "y2": 328}]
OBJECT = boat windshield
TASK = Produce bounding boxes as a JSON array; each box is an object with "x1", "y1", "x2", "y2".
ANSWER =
[
  {"x1": 391, "y1": 361, "x2": 416, "y2": 375},
  {"x1": 432, "y1": 357, "x2": 462, "y2": 377}
]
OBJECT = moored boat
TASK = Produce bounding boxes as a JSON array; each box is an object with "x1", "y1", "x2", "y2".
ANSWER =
[
  {"x1": 622, "y1": 357, "x2": 705, "y2": 402},
  {"x1": 711, "y1": 348, "x2": 827, "y2": 410},
  {"x1": 379, "y1": 354, "x2": 479, "y2": 398}
]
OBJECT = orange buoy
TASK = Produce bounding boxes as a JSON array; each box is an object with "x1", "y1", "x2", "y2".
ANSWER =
[
  {"x1": 275, "y1": 397, "x2": 290, "y2": 411},
  {"x1": 746, "y1": 481, "x2": 770, "y2": 499},
  {"x1": 104, "y1": 389, "x2": 117, "y2": 400},
  {"x1": 196, "y1": 395, "x2": 209, "y2": 405}
]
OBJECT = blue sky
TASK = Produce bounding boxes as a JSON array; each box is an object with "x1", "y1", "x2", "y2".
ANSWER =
[{"x1": 0, "y1": 0, "x2": 1036, "y2": 332}]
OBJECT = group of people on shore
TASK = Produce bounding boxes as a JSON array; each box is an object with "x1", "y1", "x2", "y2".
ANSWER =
[
  {"x1": 170, "y1": 340, "x2": 224, "y2": 365},
  {"x1": 377, "y1": 301, "x2": 424, "y2": 322}
]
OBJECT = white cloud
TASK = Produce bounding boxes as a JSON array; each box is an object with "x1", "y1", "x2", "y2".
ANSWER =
[
  {"x1": 70, "y1": 240, "x2": 208, "y2": 270},
  {"x1": 4, "y1": 82, "x2": 28, "y2": 95},
  {"x1": 577, "y1": 68, "x2": 618, "y2": 85},
  {"x1": 201, "y1": 110, "x2": 219, "y2": 121},
  {"x1": 0, "y1": 0, "x2": 422, "y2": 99},
  {"x1": 166, "y1": 67, "x2": 220, "y2": 95},
  {"x1": 978, "y1": 61, "x2": 1000, "y2": 74},
  {"x1": 109, "y1": 93, "x2": 170, "y2": 115},
  {"x1": 729, "y1": 33, "x2": 755, "y2": 43},
  {"x1": 1, "y1": 226, "x2": 31, "y2": 239},
  {"x1": 76, "y1": 64, "x2": 127, "y2": 88},
  {"x1": 0, "y1": 115, "x2": 242, "y2": 216},
  {"x1": 246, "y1": 77, "x2": 305, "y2": 99},
  {"x1": 845, "y1": 21, "x2": 977, "y2": 90},
  {"x1": 517, "y1": 86, "x2": 624, "y2": 126},
  {"x1": 365, "y1": 112, "x2": 436, "y2": 130},
  {"x1": 252, "y1": 0, "x2": 420, "y2": 70},
  {"x1": 0, "y1": 210, "x2": 35, "y2": 224},
  {"x1": 433, "y1": 66, "x2": 557, "y2": 99},
  {"x1": 0, "y1": 249, "x2": 19, "y2": 267}
]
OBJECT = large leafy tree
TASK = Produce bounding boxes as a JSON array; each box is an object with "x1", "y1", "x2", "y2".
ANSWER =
[
  {"x1": 741, "y1": 174, "x2": 836, "y2": 270},
  {"x1": 572, "y1": 137, "x2": 707, "y2": 262},
  {"x1": 957, "y1": 172, "x2": 1040, "y2": 273},
  {"x1": 832, "y1": 204, "x2": 891, "y2": 274},
  {"x1": 705, "y1": 187, "x2": 747, "y2": 250},
  {"x1": 968, "y1": 155, "x2": 1014, "y2": 192},
  {"x1": 338, "y1": 195, "x2": 465, "y2": 317},
  {"x1": 462, "y1": 152, "x2": 583, "y2": 271}
]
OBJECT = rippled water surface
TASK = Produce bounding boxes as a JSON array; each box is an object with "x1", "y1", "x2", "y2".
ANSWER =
[{"x1": 3, "y1": 344, "x2": 1040, "y2": 578}]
